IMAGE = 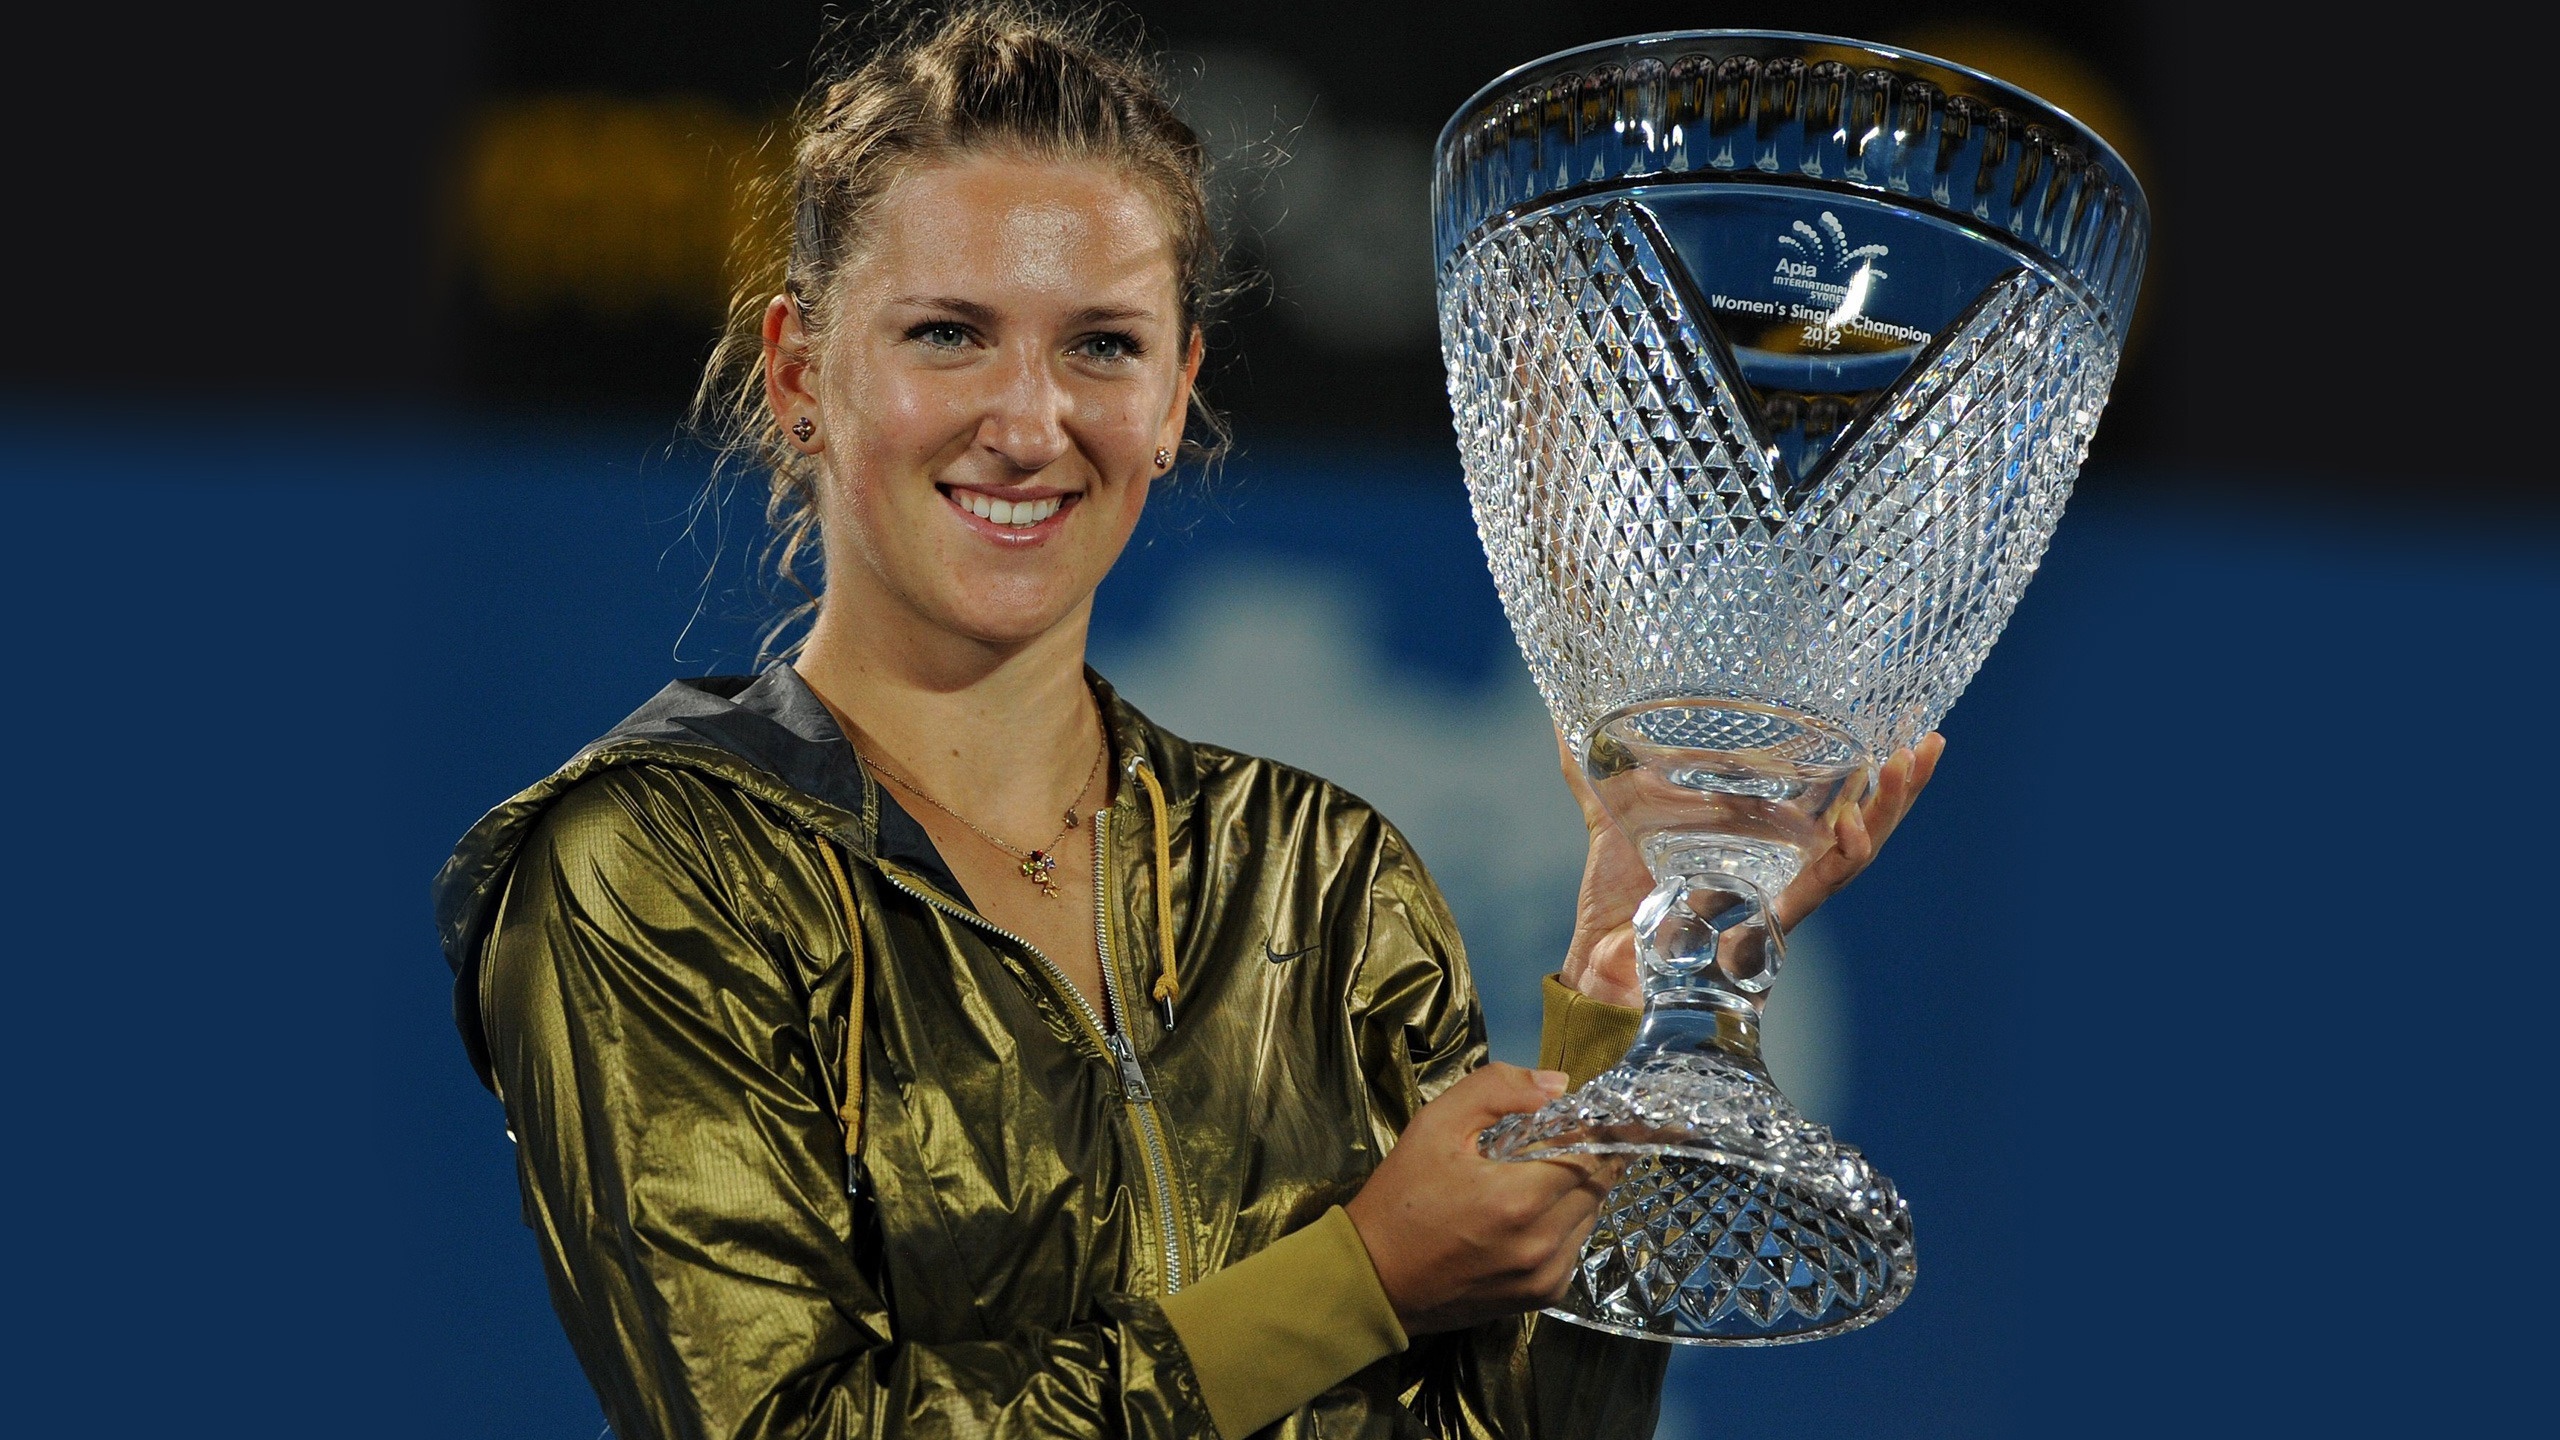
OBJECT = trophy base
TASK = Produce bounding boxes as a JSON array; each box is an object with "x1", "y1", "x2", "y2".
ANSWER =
[{"x1": 1482, "y1": 1049, "x2": 1914, "y2": 1345}]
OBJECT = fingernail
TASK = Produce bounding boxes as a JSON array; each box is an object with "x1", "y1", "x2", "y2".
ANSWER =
[{"x1": 1533, "y1": 1069, "x2": 1569, "y2": 1097}]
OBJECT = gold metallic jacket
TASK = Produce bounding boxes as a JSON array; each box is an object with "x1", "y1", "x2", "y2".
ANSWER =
[{"x1": 435, "y1": 667, "x2": 1662, "y2": 1440}]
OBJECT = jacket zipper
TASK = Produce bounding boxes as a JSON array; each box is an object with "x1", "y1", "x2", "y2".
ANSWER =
[
  {"x1": 1093, "y1": 808, "x2": 1188, "y2": 1293},
  {"x1": 875, "y1": 842, "x2": 1188, "y2": 1294}
]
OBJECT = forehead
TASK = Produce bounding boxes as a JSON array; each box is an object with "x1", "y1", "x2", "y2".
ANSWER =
[{"x1": 853, "y1": 154, "x2": 1178, "y2": 310}]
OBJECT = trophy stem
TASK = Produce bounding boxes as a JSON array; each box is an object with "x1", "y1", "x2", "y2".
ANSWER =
[
  {"x1": 1627, "y1": 978, "x2": 1765, "y2": 1080},
  {"x1": 1477, "y1": 702, "x2": 1915, "y2": 1343},
  {"x1": 1632, "y1": 836, "x2": 1792, "y2": 1003},
  {"x1": 1620, "y1": 840, "x2": 1786, "y2": 1100}
]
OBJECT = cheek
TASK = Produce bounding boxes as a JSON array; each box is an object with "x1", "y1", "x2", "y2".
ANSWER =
[
  {"x1": 1078, "y1": 384, "x2": 1170, "y2": 449},
  {"x1": 869, "y1": 370, "x2": 965, "y2": 439},
  {"x1": 825, "y1": 362, "x2": 970, "y2": 490},
  {"x1": 1093, "y1": 473, "x2": 1153, "y2": 541}
]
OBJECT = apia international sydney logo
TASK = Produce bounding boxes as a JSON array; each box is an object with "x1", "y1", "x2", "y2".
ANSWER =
[{"x1": 1772, "y1": 211, "x2": 1889, "y2": 308}]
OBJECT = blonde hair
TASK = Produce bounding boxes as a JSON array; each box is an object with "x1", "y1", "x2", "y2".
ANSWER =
[{"x1": 693, "y1": 2, "x2": 1230, "y2": 662}]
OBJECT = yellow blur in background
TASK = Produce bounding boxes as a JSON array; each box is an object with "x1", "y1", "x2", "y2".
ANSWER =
[
  {"x1": 1894, "y1": 25, "x2": 2146, "y2": 178},
  {"x1": 464, "y1": 95, "x2": 776, "y2": 319},
  {"x1": 456, "y1": 27, "x2": 2146, "y2": 328}
]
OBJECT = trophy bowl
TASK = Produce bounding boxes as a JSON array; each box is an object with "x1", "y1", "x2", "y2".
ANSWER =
[{"x1": 1434, "y1": 32, "x2": 2147, "y2": 1344}]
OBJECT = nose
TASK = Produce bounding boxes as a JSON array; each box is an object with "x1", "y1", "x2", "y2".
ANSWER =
[{"x1": 975, "y1": 342, "x2": 1073, "y2": 475}]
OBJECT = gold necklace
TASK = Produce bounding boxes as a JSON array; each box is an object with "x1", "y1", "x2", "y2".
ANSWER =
[{"x1": 859, "y1": 728, "x2": 1108, "y2": 899}]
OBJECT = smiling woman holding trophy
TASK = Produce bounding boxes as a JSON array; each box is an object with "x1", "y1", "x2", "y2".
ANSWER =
[{"x1": 429, "y1": 7, "x2": 2012, "y2": 1439}]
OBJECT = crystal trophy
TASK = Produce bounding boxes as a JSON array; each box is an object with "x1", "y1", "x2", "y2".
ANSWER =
[{"x1": 1435, "y1": 32, "x2": 2146, "y2": 1343}]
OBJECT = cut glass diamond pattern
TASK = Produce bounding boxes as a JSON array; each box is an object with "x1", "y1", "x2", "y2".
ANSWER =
[
  {"x1": 1482, "y1": 1049, "x2": 1914, "y2": 1343},
  {"x1": 1440, "y1": 198, "x2": 2114, "y2": 759},
  {"x1": 1572, "y1": 1155, "x2": 1912, "y2": 1345}
]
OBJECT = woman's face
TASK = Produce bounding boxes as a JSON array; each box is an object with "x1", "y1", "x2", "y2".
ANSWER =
[{"x1": 771, "y1": 153, "x2": 1200, "y2": 652}]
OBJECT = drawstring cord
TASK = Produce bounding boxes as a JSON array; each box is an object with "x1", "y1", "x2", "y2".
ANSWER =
[
  {"x1": 1132, "y1": 759, "x2": 1181, "y2": 1022},
  {"x1": 813, "y1": 752, "x2": 1166, "y2": 1192},
  {"x1": 814, "y1": 839, "x2": 866, "y2": 1195}
]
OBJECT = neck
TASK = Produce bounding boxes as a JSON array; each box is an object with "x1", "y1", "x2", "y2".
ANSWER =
[{"x1": 793, "y1": 593, "x2": 1104, "y2": 834}]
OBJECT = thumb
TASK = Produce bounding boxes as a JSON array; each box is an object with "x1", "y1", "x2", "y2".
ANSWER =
[{"x1": 1436, "y1": 1063, "x2": 1569, "y2": 1134}]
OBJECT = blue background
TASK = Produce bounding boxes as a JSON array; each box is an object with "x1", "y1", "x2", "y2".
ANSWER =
[{"x1": 5, "y1": 412, "x2": 2552, "y2": 1436}]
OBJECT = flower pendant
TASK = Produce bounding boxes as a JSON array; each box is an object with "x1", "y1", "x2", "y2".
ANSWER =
[{"x1": 1020, "y1": 850, "x2": 1061, "y2": 899}]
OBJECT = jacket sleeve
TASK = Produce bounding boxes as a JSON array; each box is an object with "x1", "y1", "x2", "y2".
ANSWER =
[
  {"x1": 1352, "y1": 823, "x2": 1670, "y2": 1440},
  {"x1": 478, "y1": 770, "x2": 1219, "y2": 1440}
]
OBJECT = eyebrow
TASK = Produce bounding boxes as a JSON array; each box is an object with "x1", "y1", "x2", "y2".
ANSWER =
[
  {"x1": 1067, "y1": 304, "x2": 1159, "y2": 325},
  {"x1": 893, "y1": 295, "x2": 1000, "y2": 324}
]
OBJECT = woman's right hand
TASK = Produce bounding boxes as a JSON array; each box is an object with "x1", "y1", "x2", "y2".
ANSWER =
[{"x1": 1343, "y1": 1064, "x2": 1619, "y2": 1336}]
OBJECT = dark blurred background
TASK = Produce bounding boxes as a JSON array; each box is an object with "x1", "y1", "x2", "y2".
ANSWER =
[
  {"x1": 5, "y1": 4, "x2": 2554, "y2": 1439},
  {"x1": 8, "y1": 0, "x2": 2546, "y2": 495}
]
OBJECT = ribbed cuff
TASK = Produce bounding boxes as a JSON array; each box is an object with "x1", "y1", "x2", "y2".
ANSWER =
[
  {"x1": 1540, "y1": 974, "x2": 1642, "y2": 1090},
  {"x1": 1157, "y1": 1206, "x2": 1408, "y2": 1437}
]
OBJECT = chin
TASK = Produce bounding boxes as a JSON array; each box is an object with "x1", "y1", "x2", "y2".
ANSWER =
[{"x1": 939, "y1": 577, "x2": 1089, "y2": 647}]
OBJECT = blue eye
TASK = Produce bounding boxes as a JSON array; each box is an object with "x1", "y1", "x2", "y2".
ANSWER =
[
  {"x1": 1078, "y1": 332, "x2": 1142, "y2": 361},
  {"x1": 909, "y1": 322, "x2": 972, "y2": 348}
]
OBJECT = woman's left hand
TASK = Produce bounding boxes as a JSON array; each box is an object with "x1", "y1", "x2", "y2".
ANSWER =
[{"x1": 1556, "y1": 730, "x2": 1946, "y2": 1008}]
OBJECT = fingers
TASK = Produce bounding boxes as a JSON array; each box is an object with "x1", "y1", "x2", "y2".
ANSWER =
[
  {"x1": 1773, "y1": 733, "x2": 1946, "y2": 930},
  {"x1": 1513, "y1": 1119, "x2": 1634, "y2": 1202},
  {"x1": 1536, "y1": 1150, "x2": 1624, "y2": 1206},
  {"x1": 1833, "y1": 798, "x2": 1877, "y2": 869},
  {"x1": 1437, "y1": 1063, "x2": 1569, "y2": 1134},
  {"x1": 1563, "y1": 928, "x2": 1642, "y2": 1008},
  {"x1": 1495, "y1": 1146, "x2": 1621, "y2": 1238},
  {"x1": 1361, "y1": 1067, "x2": 1636, "y2": 1334},
  {"x1": 1506, "y1": 1154, "x2": 1602, "y2": 1212},
  {"x1": 1833, "y1": 733, "x2": 1944, "y2": 869},
  {"x1": 1443, "y1": 1066, "x2": 1616, "y2": 1210},
  {"x1": 1536, "y1": 1198, "x2": 1607, "y2": 1301},
  {"x1": 1529, "y1": 1158, "x2": 1618, "y2": 1300},
  {"x1": 1856, "y1": 732, "x2": 1944, "y2": 856},
  {"x1": 1553, "y1": 727, "x2": 1608, "y2": 830}
]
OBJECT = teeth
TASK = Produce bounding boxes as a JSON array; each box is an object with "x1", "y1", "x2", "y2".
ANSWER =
[{"x1": 955, "y1": 491, "x2": 1062, "y2": 526}]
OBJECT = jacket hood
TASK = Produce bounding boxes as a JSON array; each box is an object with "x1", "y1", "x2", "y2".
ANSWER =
[{"x1": 433, "y1": 664, "x2": 1196, "y2": 1087}]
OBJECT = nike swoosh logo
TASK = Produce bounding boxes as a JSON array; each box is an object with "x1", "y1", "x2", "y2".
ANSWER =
[{"x1": 1264, "y1": 940, "x2": 1319, "y2": 965}]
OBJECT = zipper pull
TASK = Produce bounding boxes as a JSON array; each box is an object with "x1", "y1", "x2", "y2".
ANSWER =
[{"x1": 1105, "y1": 1030, "x2": 1154, "y2": 1101}]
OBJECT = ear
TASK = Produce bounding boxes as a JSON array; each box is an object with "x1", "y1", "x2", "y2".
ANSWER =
[
  {"x1": 1157, "y1": 326, "x2": 1206, "y2": 458},
  {"x1": 763, "y1": 294, "x2": 822, "y2": 451}
]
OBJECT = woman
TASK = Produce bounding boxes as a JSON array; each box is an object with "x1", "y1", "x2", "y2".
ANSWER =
[{"x1": 433, "y1": 8, "x2": 1940, "y2": 1438}]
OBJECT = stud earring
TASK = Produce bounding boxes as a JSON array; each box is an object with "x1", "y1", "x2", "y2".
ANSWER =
[
  {"x1": 1153, "y1": 446, "x2": 1172, "y2": 470},
  {"x1": 791, "y1": 416, "x2": 816, "y2": 443}
]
